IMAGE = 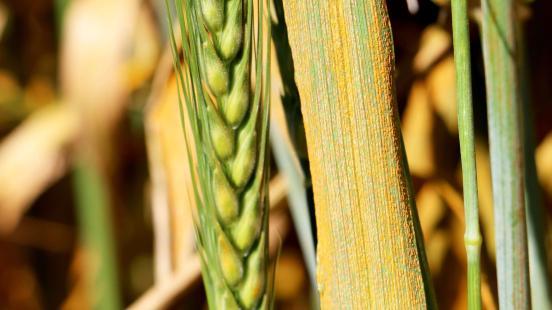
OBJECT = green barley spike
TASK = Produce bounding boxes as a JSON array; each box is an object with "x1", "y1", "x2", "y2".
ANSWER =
[{"x1": 166, "y1": 0, "x2": 271, "y2": 308}]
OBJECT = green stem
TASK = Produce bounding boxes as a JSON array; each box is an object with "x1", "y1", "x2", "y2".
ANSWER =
[
  {"x1": 451, "y1": 0, "x2": 481, "y2": 308},
  {"x1": 54, "y1": 0, "x2": 71, "y2": 33},
  {"x1": 480, "y1": 0, "x2": 531, "y2": 308},
  {"x1": 73, "y1": 159, "x2": 121, "y2": 310}
]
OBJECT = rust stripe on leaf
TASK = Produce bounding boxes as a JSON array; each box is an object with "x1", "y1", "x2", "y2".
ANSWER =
[{"x1": 282, "y1": 0, "x2": 431, "y2": 308}]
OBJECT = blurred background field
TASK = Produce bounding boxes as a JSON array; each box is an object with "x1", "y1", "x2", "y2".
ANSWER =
[{"x1": 0, "y1": 0, "x2": 551, "y2": 309}]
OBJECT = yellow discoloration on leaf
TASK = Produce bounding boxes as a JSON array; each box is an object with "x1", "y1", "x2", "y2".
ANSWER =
[{"x1": 282, "y1": 0, "x2": 429, "y2": 308}]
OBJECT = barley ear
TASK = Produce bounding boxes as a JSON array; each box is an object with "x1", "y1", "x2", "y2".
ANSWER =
[
  {"x1": 208, "y1": 105, "x2": 235, "y2": 160},
  {"x1": 167, "y1": 0, "x2": 271, "y2": 307},
  {"x1": 230, "y1": 128, "x2": 257, "y2": 188},
  {"x1": 218, "y1": 231, "x2": 244, "y2": 286},
  {"x1": 217, "y1": 0, "x2": 243, "y2": 60},
  {"x1": 238, "y1": 232, "x2": 267, "y2": 308},
  {"x1": 231, "y1": 180, "x2": 262, "y2": 252},
  {"x1": 218, "y1": 289, "x2": 240, "y2": 310},
  {"x1": 201, "y1": 0, "x2": 224, "y2": 32},
  {"x1": 213, "y1": 167, "x2": 239, "y2": 224},
  {"x1": 223, "y1": 62, "x2": 250, "y2": 127},
  {"x1": 203, "y1": 41, "x2": 229, "y2": 97}
]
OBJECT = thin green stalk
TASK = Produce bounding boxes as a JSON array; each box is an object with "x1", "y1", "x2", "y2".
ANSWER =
[
  {"x1": 451, "y1": 1, "x2": 481, "y2": 308},
  {"x1": 73, "y1": 159, "x2": 121, "y2": 310},
  {"x1": 480, "y1": 0, "x2": 531, "y2": 308},
  {"x1": 54, "y1": 0, "x2": 71, "y2": 32}
]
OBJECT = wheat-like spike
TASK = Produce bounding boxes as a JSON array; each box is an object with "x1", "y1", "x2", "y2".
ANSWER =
[
  {"x1": 167, "y1": 0, "x2": 271, "y2": 308},
  {"x1": 203, "y1": 0, "x2": 269, "y2": 307}
]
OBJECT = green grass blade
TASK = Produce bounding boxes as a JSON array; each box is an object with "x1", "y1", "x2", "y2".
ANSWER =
[
  {"x1": 517, "y1": 18, "x2": 552, "y2": 309},
  {"x1": 269, "y1": 122, "x2": 316, "y2": 287},
  {"x1": 480, "y1": 0, "x2": 531, "y2": 308}
]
